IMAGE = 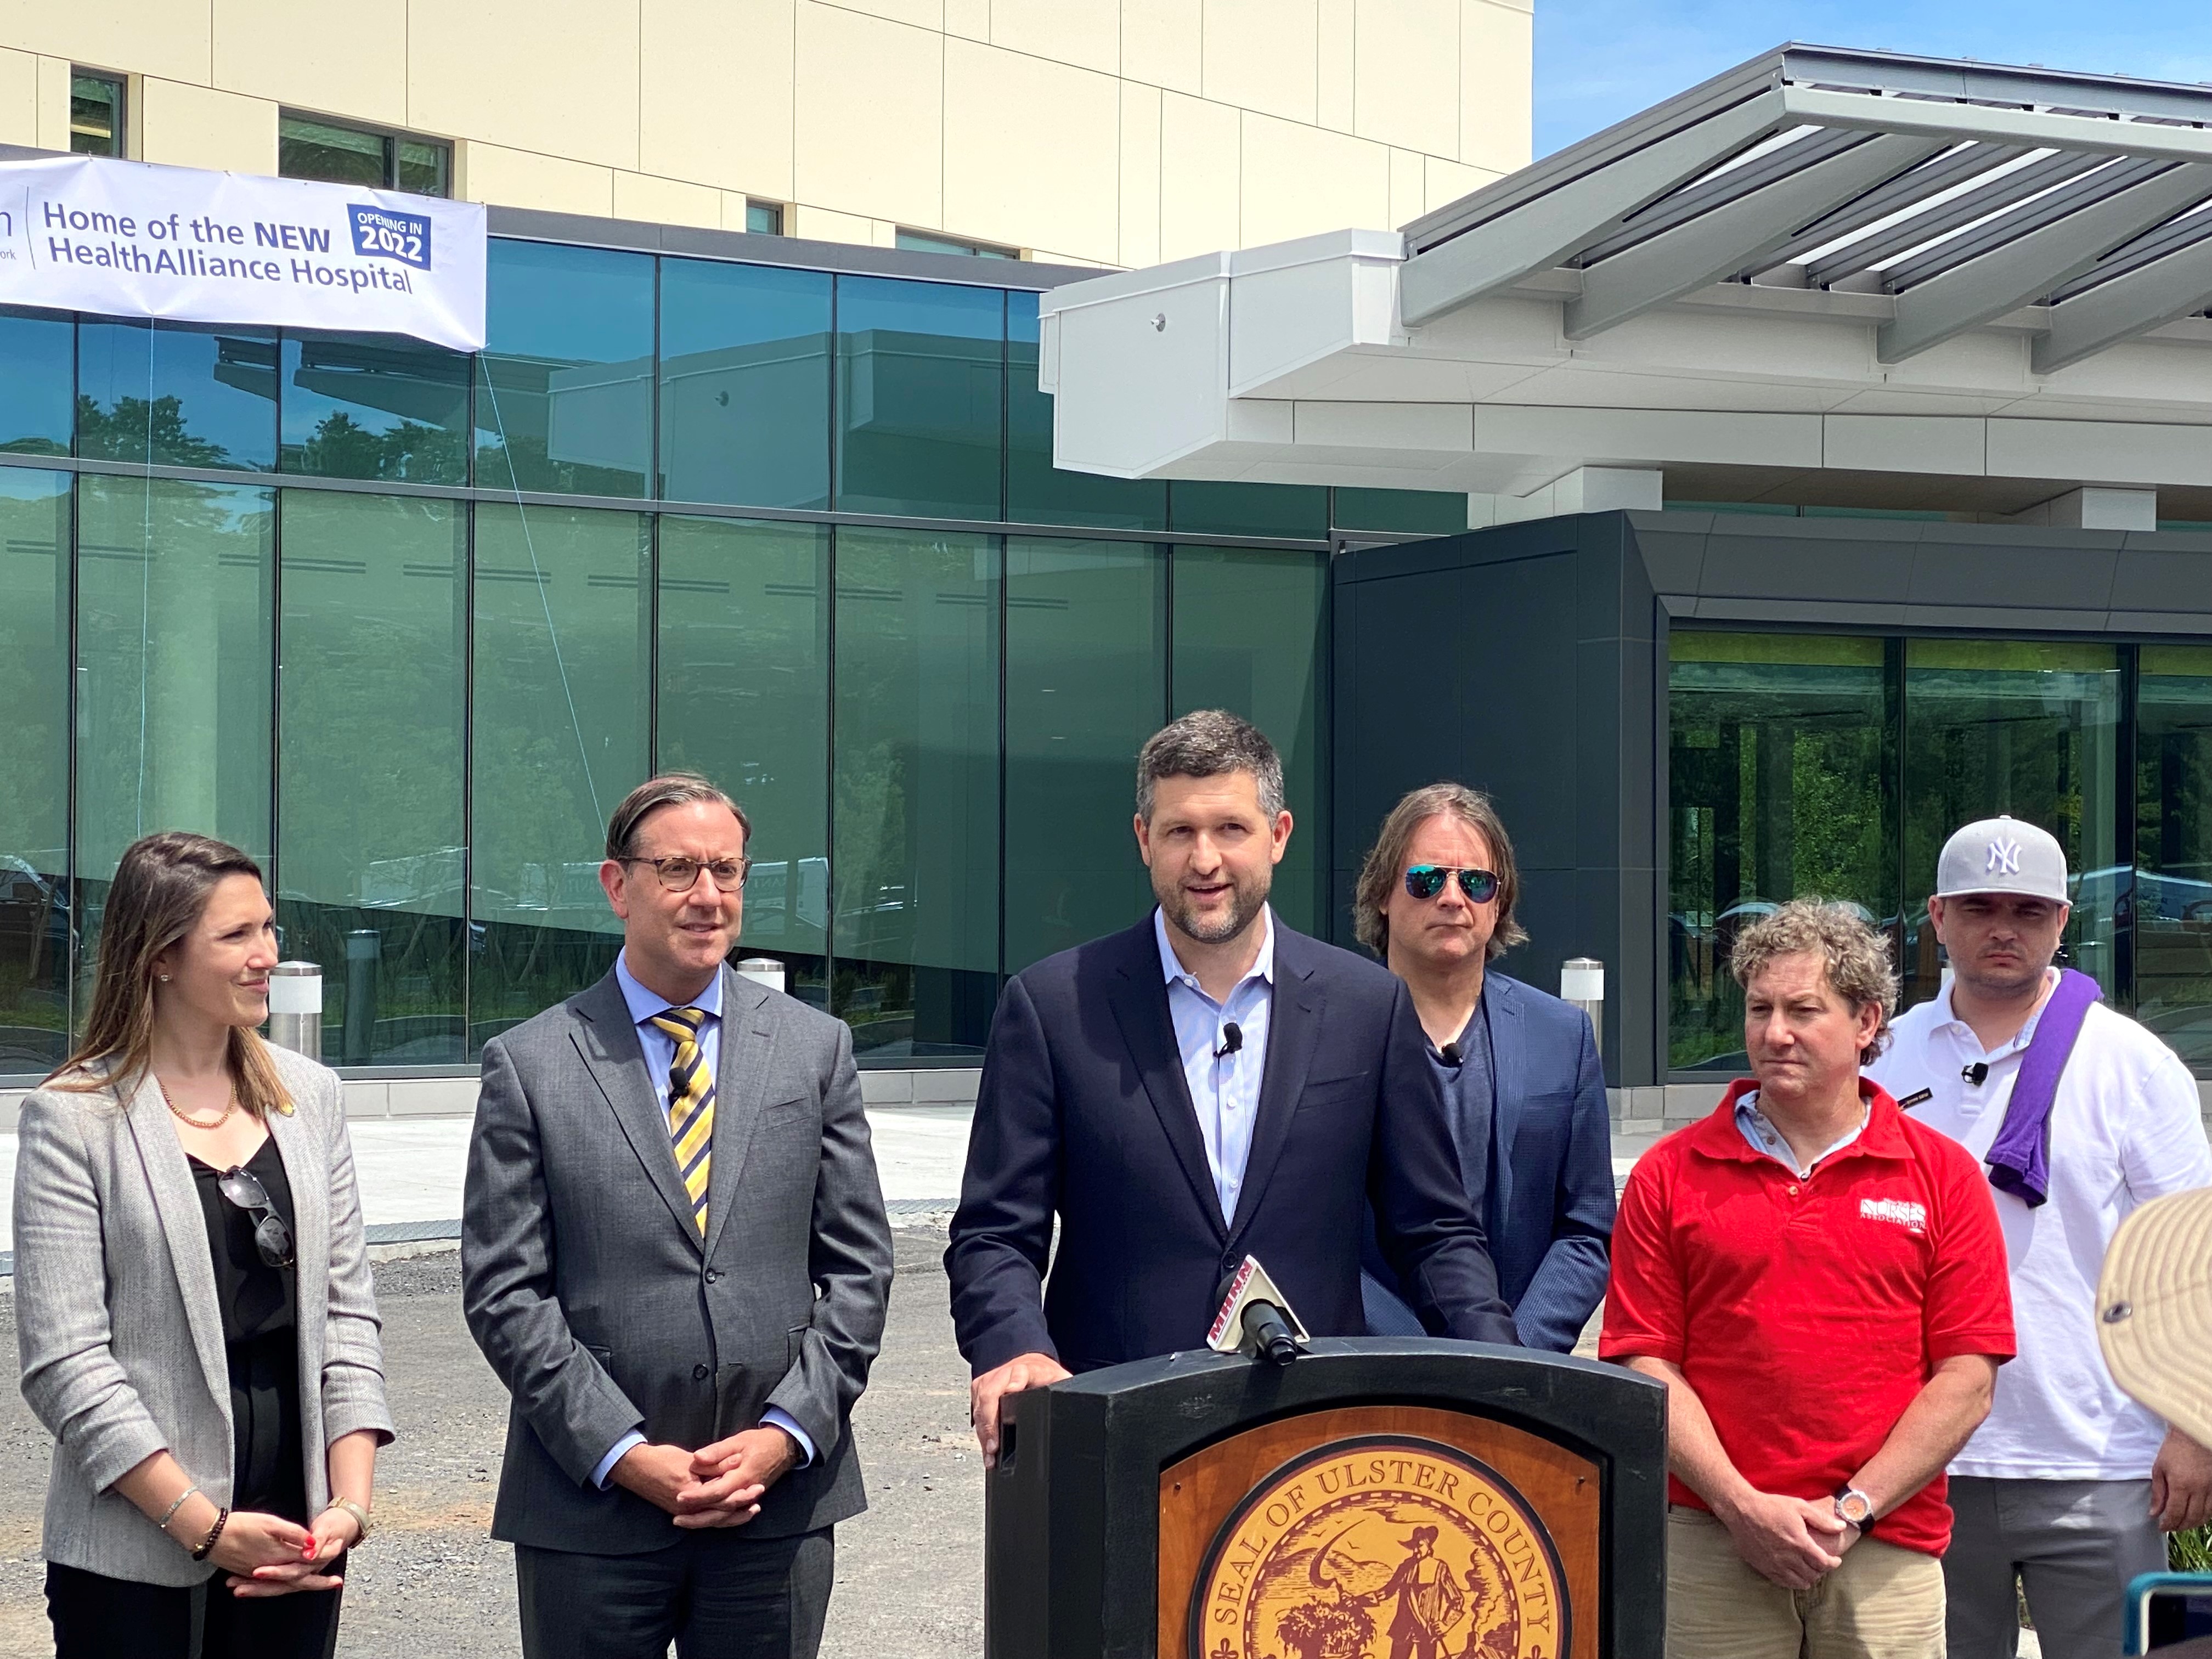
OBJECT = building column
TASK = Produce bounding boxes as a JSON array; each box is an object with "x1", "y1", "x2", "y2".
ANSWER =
[
  {"x1": 1473, "y1": 466, "x2": 1665, "y2": 526},
  {"x1": 2013, "y1": 486, "x2": 2158, "y2": 531}
]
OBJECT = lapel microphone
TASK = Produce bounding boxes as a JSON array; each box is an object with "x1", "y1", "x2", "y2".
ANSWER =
[
  {"x1": 1439, "y1": 1042, "x2": 1464, "y2": 1065},
  {"x1": 1963, "y1": 1062, "x2": 1990, "y2": 1086},
  {"x1": 1215, "y1": 1022, "x2": 1243, "y2": 1059}
]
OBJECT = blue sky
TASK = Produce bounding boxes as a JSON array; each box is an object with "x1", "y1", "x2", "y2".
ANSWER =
[{"x1": 1533, "y1": 0, "x2": 2212, "y2": 156}]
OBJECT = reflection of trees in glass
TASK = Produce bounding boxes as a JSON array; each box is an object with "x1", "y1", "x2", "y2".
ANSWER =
[
  {"x1": 288, "y1": 410, "x2": 466, "y2": 482},
  {"x1": 75, "y1": 394, "x2": 231, "y2": 467},
  {"x1": 2135, "y1": 651, "x2": 2212, "y2": 1065},
  {"x1": 0, "y1": 473, "x2": 70, "y2": 1063}
]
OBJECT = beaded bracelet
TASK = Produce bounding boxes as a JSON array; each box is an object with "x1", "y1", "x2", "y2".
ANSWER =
[
  {"x1": 157, "y1": 1485, "x2": 200, "y2": 1534},
  {"x1": 190, "y1": 1506, "x2": 229, "y2": 1562}
]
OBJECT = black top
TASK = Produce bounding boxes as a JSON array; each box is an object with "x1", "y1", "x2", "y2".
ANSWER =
[
  {"x1": 1427, "y1": 989, "x2": 1495, "y2": 1210},
  {"x1": 188, "y1": 1134, "x2": 307, "y2": 1516},
  {"x1": 188, "y1": 1135, "x2": 298, "y2": 1345}
]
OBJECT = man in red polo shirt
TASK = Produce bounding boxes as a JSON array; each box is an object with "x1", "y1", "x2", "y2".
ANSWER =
[{"x1": 1603, "y1": 900, "x2": 2014, "y2": 1658}]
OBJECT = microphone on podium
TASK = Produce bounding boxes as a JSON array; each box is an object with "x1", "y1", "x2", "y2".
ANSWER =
[
  {"x1": 1215, "y1": 1021, "x2": 1243, "y2": 1059},
  {"x1": 1208, "y1": 1256, "x2": 1309, "y2": 1367}
]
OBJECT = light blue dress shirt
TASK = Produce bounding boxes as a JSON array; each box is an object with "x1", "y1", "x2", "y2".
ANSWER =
[
  {"x1": 1734, "y1": 1088, "x2": 1867, "y2": 1177},
  {"x1": 591, "y1": 953, "x2": 814, "y2": 1490},
  {"x1": 1154, "y1": 906, "x2": 1276, "y2": 1223}
]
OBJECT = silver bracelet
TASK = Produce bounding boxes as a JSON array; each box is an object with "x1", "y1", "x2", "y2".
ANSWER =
[{"x1": 157, "y1": 1485, "x2": 200, "y2": 1534}]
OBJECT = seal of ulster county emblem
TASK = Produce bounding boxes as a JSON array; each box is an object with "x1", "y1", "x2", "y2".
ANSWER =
[{"x1": 1189, "y1": 1434, "x2": 1567, "y2": 1659}]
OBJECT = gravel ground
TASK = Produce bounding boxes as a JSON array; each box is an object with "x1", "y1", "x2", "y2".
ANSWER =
[{"x1": 0, "y1": 1226, "x2": 984, "y2": 1658}]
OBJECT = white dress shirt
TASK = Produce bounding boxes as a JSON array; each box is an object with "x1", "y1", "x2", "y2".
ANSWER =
[
  {"x1": 1866, "y1": 973, "x2": 2212, "y2": 1480},
  {"x1": 592, "y1": 952, "x2": 814, "y2": 1489},
  {"x1": 1155, "y1": 906, "x2": 1276, "y2": 1223}
]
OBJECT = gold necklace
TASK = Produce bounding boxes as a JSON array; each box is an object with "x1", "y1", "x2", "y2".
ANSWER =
[{"x1": 157, "y1": 1077, "x2": 236, "y2": 1131}]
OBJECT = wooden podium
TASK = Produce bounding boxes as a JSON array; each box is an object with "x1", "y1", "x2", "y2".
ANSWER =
[{"x1": 984, "y1": 1339, "x2": 1666, "y2": 1659}]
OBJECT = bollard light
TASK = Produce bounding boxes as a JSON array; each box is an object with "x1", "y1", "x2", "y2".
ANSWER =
[
  {"x1": 268, "y1": 961, "x2": 324, "y2": 1062},
  {"x1": 1560, "y1": 956, "x2": 1605, "y2": 1058},
  {"x1": 736, "y1": 956, "x2": 787, "y2": 995}
]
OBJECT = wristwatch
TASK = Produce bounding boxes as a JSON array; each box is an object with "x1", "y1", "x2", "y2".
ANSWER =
[
  {"x1": 1833, "y1": 1486, "x2": 1875, "y2": 1527},
  {"x1": 324, "y1": 1497, "x2": 373, "y2": 1546}
]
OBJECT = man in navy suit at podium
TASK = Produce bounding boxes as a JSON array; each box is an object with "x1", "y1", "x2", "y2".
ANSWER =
[{"x1": 948, "y1": 710, "x2": 1517, "y2": 1463}]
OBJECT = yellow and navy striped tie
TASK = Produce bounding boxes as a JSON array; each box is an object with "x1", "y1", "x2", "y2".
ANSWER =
[{"x1": 646, "y1": 1005, "x2": 714, "y2": 1234}]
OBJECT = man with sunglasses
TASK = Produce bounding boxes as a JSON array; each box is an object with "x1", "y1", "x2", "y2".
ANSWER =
[
  {"x1": 951, "y1": 712, "x2": 1519, "y2": 1467},
  {"x1": 463, "y1": 773, "x2": 892, "y2": 1659},
  {"x1": 1351, "y1": 784, "x2": 1616, "y2": 1352}
]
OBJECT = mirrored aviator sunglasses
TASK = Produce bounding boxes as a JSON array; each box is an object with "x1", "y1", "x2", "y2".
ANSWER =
[
  {"x1": 1404, "y1": 864, "x2": 1500, "y2": 904},
  {"x1": 216, "y1": 1166, "x2": 296, "y2": 1268}
]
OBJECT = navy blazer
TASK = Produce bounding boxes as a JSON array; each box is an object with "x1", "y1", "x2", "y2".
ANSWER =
[
  {"x1": 946, "y1": 915, "x2": 1520, "y2": 1374},
  {"x1": 1364, "y1": 972, "x2": 1617, "y2": 1352}
]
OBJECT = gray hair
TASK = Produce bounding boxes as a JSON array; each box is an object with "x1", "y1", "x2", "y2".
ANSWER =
[
  {"x1": 605, "y1": 772, "x2": 751, "y2": 860},
  {"x1": 1730, "y1": 899, "x2": 1898, "y2": 1065},
  {"x1": 1135, "y1": 710, "x2": 1285, "y2": 823}
]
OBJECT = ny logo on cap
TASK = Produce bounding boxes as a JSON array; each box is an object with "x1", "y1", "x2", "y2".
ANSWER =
[{"x1": 1986, "y1": 837, "x2": 2022, "y2": 877}]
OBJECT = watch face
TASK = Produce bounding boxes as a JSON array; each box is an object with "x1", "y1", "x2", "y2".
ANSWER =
[{"x1": 1838, "y1": 1491, "x2": 1874, "y2": 1525}]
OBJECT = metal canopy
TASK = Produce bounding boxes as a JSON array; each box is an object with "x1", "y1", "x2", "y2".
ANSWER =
[{"x1": 1397, "y1": 44, "x2": 2212, "y2": 363}]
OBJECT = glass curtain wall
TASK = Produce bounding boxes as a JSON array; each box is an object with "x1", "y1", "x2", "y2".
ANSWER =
[
  {"x1": 2136, "y1": 647, "x2": 2212, "y2": 1070},
  {"x1": 0, "y1": 470, "x2": 72, "y2": 1071},
  {"x1": 2, "y1": 240, "x2": 1372, "y2": 1076},
  {"x1": 1667, "y1": 633, "x2": 1897, "y2": 1072},
  {"x1": 277, "y1": 492, "x2": 468, "y2": 1065},
  {"x1": 470, "y1": 504, "x2": 652, "y2": 1045},
  {"x1": 833, "y1": 528, "x2": 1002, "y2": 1056},
  {"x1": 1666, "y1": 629, "x2": 2212, "y2": 1076},
  {"x1": 1902, "y1": 640, "x2": 2123, "y2": 1006},
  {"x1": 657, "y1": 515, "x2": 833, "y2": 1006}
]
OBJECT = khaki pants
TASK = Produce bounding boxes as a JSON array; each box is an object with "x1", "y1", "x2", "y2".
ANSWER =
[{"x1": 1666, "y1": 1507, "x2": 1945, "y2": 1659}]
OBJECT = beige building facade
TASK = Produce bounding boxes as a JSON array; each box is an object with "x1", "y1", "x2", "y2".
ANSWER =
[{"x1": 0, "y1": 0, "x2": 1531, "y2": 266}]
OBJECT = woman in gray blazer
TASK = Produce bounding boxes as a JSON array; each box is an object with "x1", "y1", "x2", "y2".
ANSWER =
[{"x1": 14, "y1": 831, "x2": 394, "y2": 1658}]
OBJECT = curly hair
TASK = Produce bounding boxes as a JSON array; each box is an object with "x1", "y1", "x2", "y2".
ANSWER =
[
  {"x1": 1729, "y1": 899, "x2": 1899, "y2": 1065},
  {"x1": 1352, "y1": 782, "x2": 1529, "y2": 961}
]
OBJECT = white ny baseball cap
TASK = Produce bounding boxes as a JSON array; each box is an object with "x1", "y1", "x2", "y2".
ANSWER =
[{"x1": 1934, "y1": 815, "x2": 2070, "y2": 904}]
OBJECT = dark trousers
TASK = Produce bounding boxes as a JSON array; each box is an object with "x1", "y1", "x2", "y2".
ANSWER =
[
  {"x1": 516, "y1": 1527, "x2": 834, "y2": 1659},
  {"x1": 45, "y1": 1560, "x2": 343, "y2": 1659}
]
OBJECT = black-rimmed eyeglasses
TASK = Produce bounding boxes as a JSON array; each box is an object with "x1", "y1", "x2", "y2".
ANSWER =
[
  {"x1": 1404, "y1": 865, "x2": 1500, "y2": 904},
  {"x1": 625, "y1": 855, "x2": 752, "y2": 893},
  {"x1": 216, "y1": 1165, "x2": 295, "y2": 1268}
]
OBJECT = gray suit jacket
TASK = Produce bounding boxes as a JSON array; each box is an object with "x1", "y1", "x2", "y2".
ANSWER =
[
  {"x1": 12, "y1": 1046, "x2": 393, "y2": 1587},
  {"x1": 461, "y1": 964, "x2": 893, "y2": 1554}
]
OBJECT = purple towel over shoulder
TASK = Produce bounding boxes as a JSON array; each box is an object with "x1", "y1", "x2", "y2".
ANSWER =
[{"x1": 1984, "y1": 967, "x2": 2100, "y2": 1208}]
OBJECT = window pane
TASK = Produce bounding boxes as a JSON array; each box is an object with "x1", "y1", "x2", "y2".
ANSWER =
[
  {"x1": 1170, "y1": 546, "x2": 1327, "y2": 933},
  {"x1": 76, "y1": 478, "x2": 273, "y2": 1008},
  {"x1": 1170, "y1": 481, "x2": 1328, "y2": 540},
  {"x1": 276, "y1": 493, "x2": 466, "y2": 1065},
  {"x1": 1005, "y1": 539, "x2": 1164, "y2": 971},
  {"x1": 2135, "y1": 646, "x2": 2212, "y2": 1072},
  {"x1": 894, "y1": 230, "x2": 1017, "y2": 259},
  {"x1": 1006, "y1": 291, "x2": 1166, "y2": 529},
  {"x1": 279, "y1": 116, "x2": 390, "y2": 188},
  {"x1": 835, "y1": 277, "x2": 1003, "y2": 521},
  {"x1": 1333, "y1": 488, "x2": 1467, "y2": 536},
  {"x1": 396, "y1": 138, "x2": 450, "y2": 198},
  {"x1": 746, "y1": 202, "x2": 783, "y2": 236},
  {"x1": 0, "y1": 471, "x2": 72, "y2": 1072},
  {"x1": 0, "y1": 308, "x2": 74, "y2": 456},
  {"x1": 658, "y1": 515, "x2": 831, "y2": 1006},
  {"x1": 1903, "y1": 639, "x2": 2123, "y2": 1009},
  {"x1": 1666, "y1": 633, "x2": 1896, "y2": 1074},
  {"x1": 470, "y1": 504, "x2": 650, "y2": 1049},
  {"x1": 659, "y1": 258, "x2": 832, "y2": 510},
  {"x1": 79, "y1": 319, "x2": 279, "y2": 471},
  {"x1": 476, "y1": 241, "x2": 654, "y2": 498},
  {"x1": 69, "y1": 73, "x2": 123, "y2": 157},
  {"x1": 280, "y1": 332, "x2": 470, "y2": 483},
  {"x1": 832, "y1": 528, "x2": 1000, "y2": 1057}
]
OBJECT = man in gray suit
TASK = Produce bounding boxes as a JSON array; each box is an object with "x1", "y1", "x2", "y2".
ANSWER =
[{"x1": 463, "y1": 773, "x2": 893, "y2": 1659}]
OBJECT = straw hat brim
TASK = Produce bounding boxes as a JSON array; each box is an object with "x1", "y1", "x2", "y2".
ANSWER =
[{"x1": 2096, "y1": 1187, "x2": 2212, "y2": 1451}]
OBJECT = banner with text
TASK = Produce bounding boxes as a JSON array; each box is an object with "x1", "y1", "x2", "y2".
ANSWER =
[{"x1": 0, "y1": 154, "x2": 487, "y2": 351}]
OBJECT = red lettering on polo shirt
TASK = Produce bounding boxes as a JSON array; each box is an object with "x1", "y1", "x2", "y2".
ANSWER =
[{"x1": 1600, "y1": 1080, "x2": 2014, "y2": 1557}]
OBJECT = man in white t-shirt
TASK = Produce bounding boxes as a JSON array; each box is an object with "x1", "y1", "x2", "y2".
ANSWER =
[{"x1": 1866, "y1": 815, "x2": 2212, "y2": 1659}]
